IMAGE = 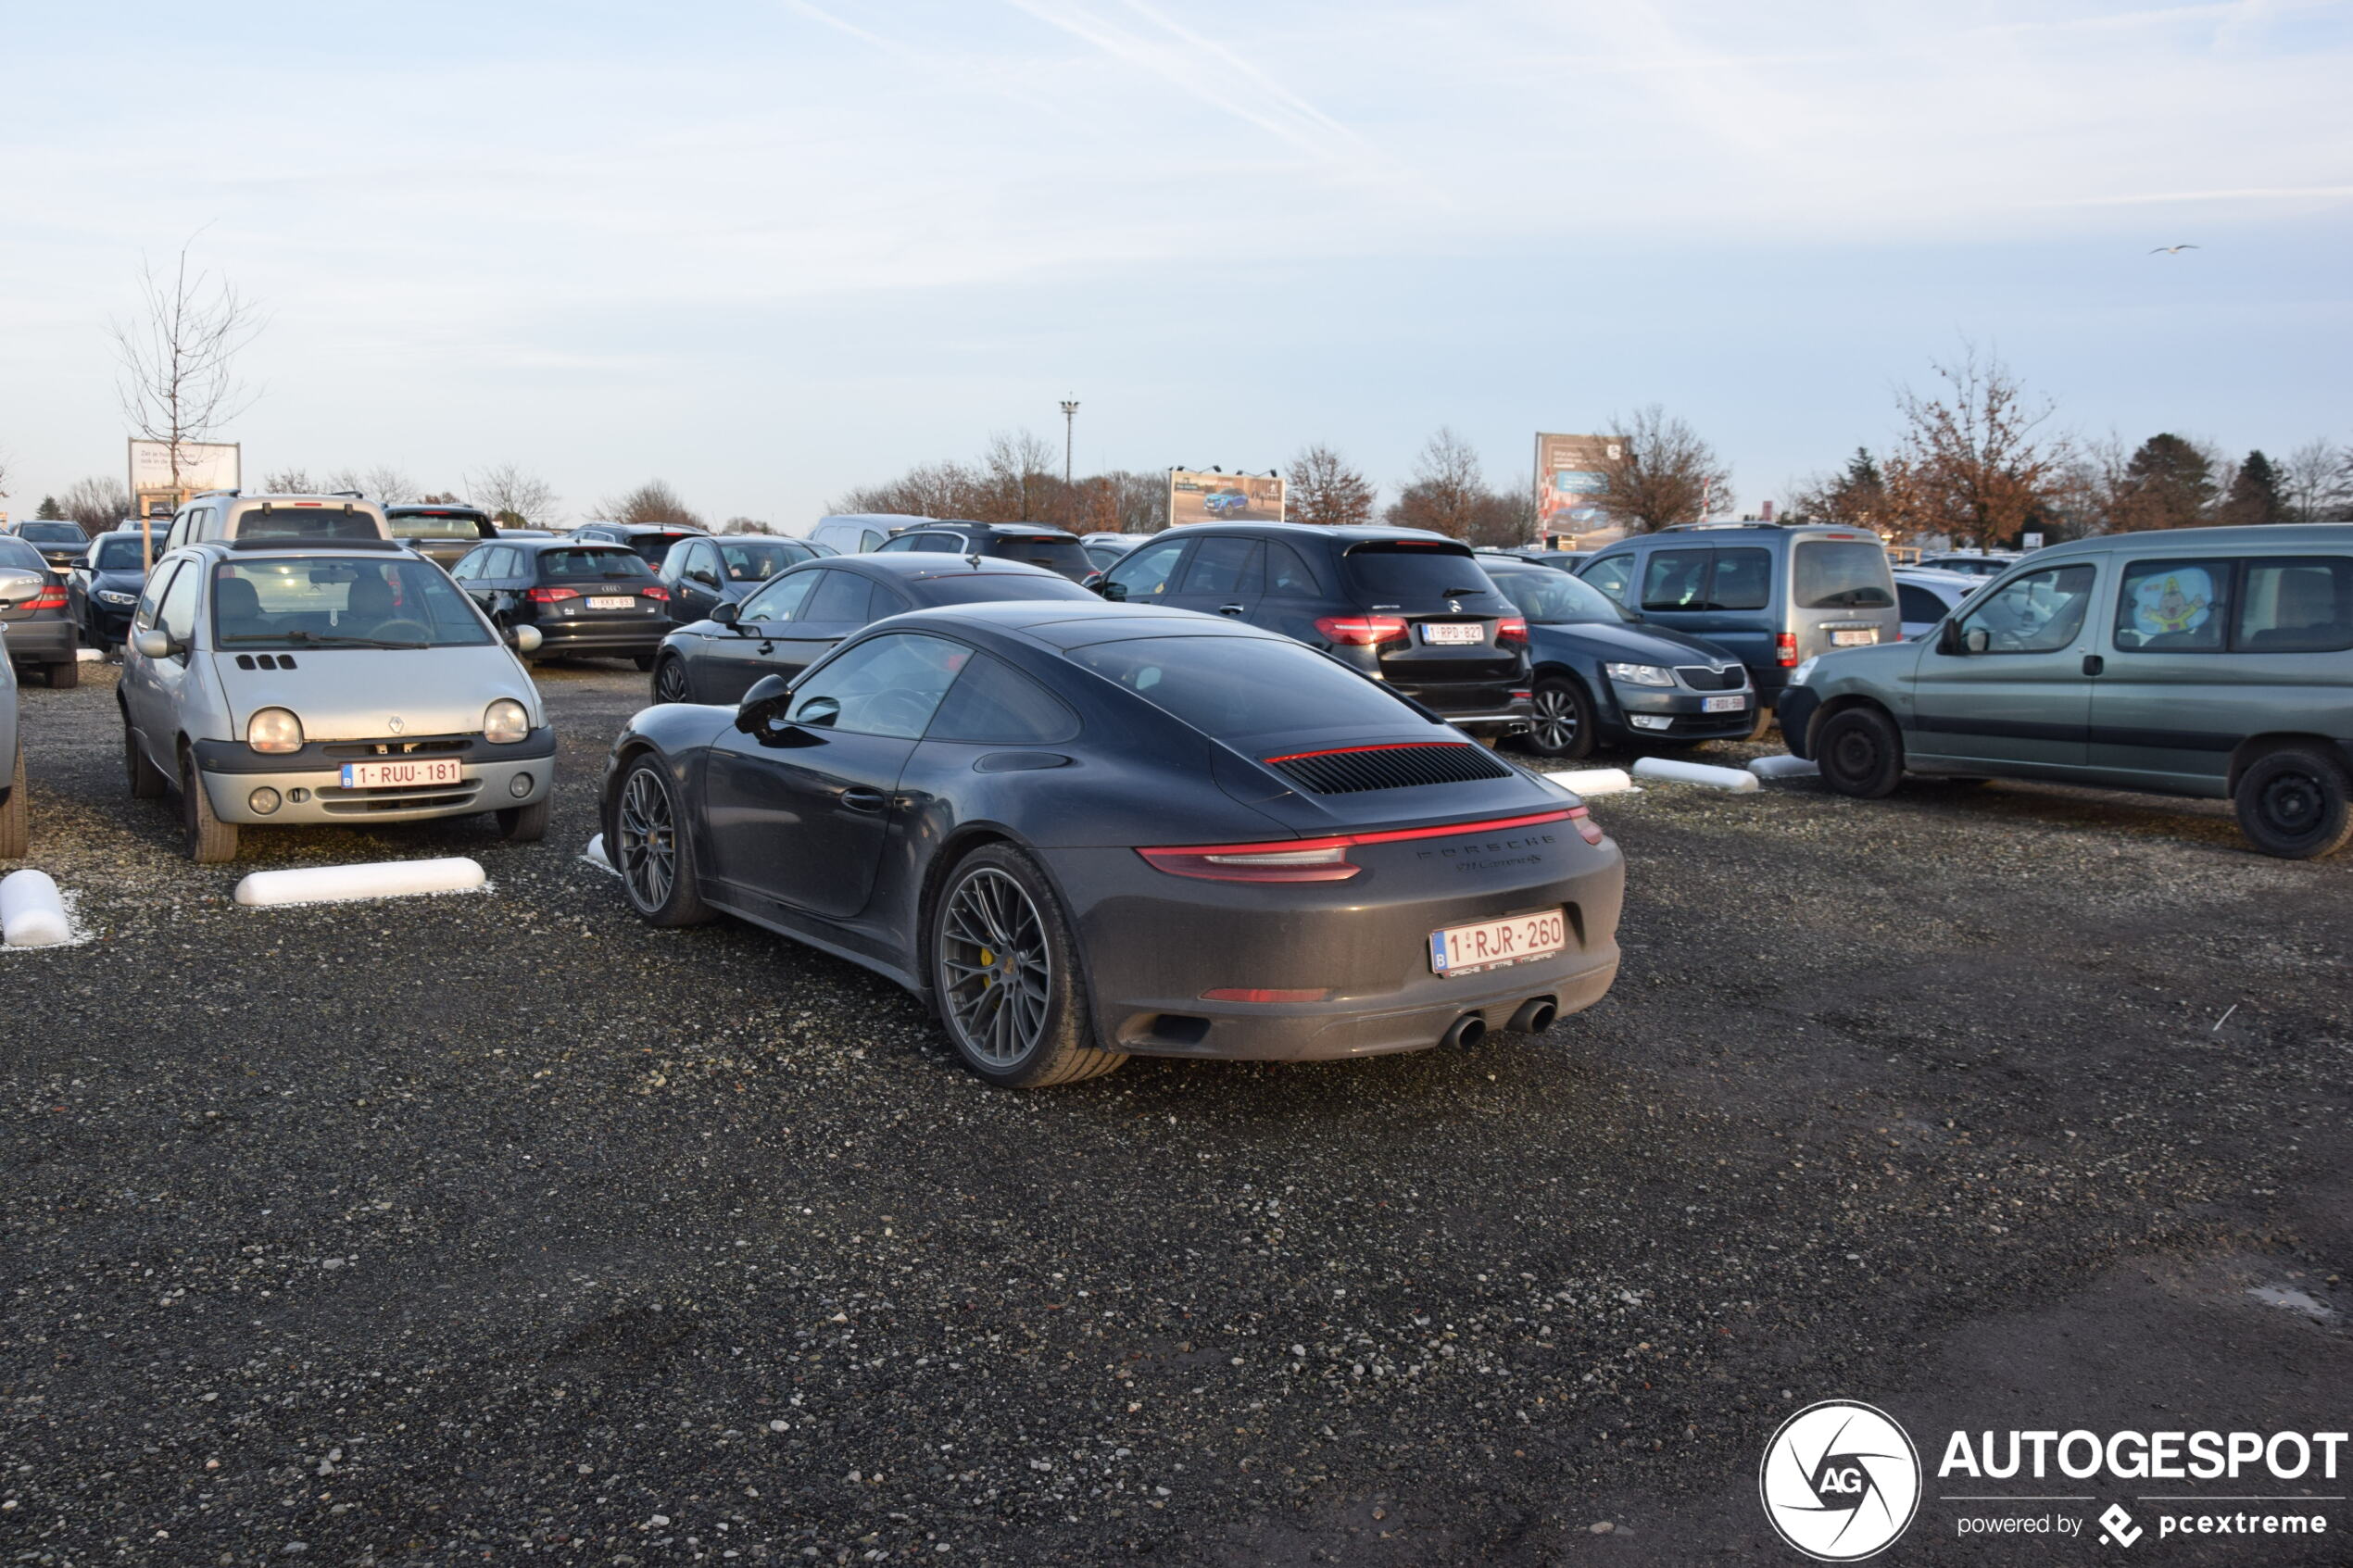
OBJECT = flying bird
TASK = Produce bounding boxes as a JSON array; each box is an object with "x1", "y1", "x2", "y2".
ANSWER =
[{"x1": 2149, "y1": 245, "x2": 2200, "y2": 255}]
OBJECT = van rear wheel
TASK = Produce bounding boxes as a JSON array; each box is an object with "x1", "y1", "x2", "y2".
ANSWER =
[
  {"x1": 2233, "y1": 746, "x2": 2353, "y2": 859},
  {"x1": 1817, "y1": 708, "x2": 1904, "y2": 798}
]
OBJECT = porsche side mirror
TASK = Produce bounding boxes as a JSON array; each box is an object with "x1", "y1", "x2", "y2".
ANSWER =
[
  {"x1": 735, "y1": 673, "x2": 793, "y2": 734},
  {"x1": 711, "y1": 601, "x2": 739, "y2": 627},
  {"x1": 132, "y1": 628, "x2": 176, "y2": 659}
]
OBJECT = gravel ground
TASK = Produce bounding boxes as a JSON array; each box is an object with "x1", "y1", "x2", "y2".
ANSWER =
[{"x1": 3, "y1": 662, "x2": 2347, "y2": 1567}]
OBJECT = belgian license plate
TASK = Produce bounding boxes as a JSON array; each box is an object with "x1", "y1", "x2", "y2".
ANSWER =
[
  {"x1": 1429, "y1": 909, "x2": 1567, "y2": 977},
  {"x1": 586, "y1": 596, "x2": 637, "y2": 610},
  {"x1": 340, "y1": 759, "x2": 465, "y2": 789},
  {"x1": 1421, "y1": 622, "x2": 1483, "y2": 646},
  {"x1": 1703, "y1": 694, "x2": 1747, "y2": 713},
  {"x1": 1831, "y1": 628, "x2": 1879, "y2": 646}
]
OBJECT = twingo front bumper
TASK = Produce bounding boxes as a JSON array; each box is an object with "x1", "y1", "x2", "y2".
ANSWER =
[
  {"x1": 191, "y1": 728, "x2": 555, "y2": 825},
  {"x1": 1041, "y1": 821, "x2": 1625, "y2": 1061}
]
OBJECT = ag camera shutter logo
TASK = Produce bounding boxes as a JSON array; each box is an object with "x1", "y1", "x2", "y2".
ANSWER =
[{"x1": 1759, "y1": 1399, "x2": 1922, "y2": 1561}]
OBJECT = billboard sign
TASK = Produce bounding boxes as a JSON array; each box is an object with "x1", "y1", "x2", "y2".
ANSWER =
[
  {"x1": 129, "y1": 439, "x2": 240, "y2": 511},
  {"x1": 1169, "y1": 470, "x2": 1284, "y2": 528},
  {"x1": 1535, "y1": 433, "x2": 1618, "y2": 533}
]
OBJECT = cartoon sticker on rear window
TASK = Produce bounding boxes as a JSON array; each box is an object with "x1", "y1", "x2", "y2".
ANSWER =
[{"x1": 2130, "y1": 568, "x2": 2214, "y2": 636}]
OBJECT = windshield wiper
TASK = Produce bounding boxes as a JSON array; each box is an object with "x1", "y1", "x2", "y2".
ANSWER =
[{"x1": 220, "y1": 631, "x2": 429, "y2": 649}]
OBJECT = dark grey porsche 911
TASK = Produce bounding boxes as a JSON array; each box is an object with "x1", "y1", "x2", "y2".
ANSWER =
[{"x1": 601, "y1": 602, "x2": 1625, "y2": 1087}]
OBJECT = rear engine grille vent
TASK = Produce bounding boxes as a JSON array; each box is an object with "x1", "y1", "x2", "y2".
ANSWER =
[
  {"x1": 1268, "y1": 743, "x2": 1514, "y2": 795},
  {"x1": 1676, "y1": 665, "x2": 1744, "y2": 691}
]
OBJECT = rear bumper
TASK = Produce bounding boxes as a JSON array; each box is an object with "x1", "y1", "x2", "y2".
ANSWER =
[
  {"x1": 1046, "y1": 836, "x2": 1626, "y2": 1061},
  {"x1": 1, "y1": 620, "x2": 76, "y2": 664},
  {"x1": 528, "y1": 621, "x2": 669, "y2": 657}
]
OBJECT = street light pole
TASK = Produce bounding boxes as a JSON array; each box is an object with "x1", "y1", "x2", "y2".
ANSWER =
[{"x1": 1059, "y1": 400, "x2": 1079, "y2": 486}]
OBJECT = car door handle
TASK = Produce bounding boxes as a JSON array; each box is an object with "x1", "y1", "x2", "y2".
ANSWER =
[
  {"x1": 1217, "y1": 603, "x2": 1246, "y2": 616},
  {"x1": 840, "y1": 786, "x2": 887, "y2": 813},
  {"x1": 2082, "y1": 654, "x2": 2104, "y2": 676}
]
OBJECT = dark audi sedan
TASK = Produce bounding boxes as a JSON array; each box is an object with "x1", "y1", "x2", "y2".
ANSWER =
[
  {"x1": 1478, "y1": 556, "x2": 1755, "y2": 759},
  {"x1": 648, "y1": 552, "x2": 1094, "y2": 706},
  {"x1": 448, "y1": 537, "x2": 673, "y2": 666},
  {"x1": 603, "y1": 602, "x2": 1625, "y2": 1087}
]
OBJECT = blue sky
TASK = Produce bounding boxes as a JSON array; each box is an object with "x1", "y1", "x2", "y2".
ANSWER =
[{"x1": 3, "y1": 0, "x2": 2348, "y2": 526}]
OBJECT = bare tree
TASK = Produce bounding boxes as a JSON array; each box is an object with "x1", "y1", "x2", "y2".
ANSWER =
[
  {"x1": 467, "y1": 463, "x2": 560, "y2": 527},
  {"x1": 1384, "y1": 429, "x2": 1490, "y2": 541},
  {"x1": 2280, "y1": 439, "x2": 2350, "y2": 522},
  {"x1": 1882, "y1": 343, "x2": 2070, "y2": 548},
  {"x1": 1285, "y1": 443, "x2": 1377, "y2": 527},
  {"x1": 1594, "y1": 406, "x2": 1732, "y2": 532},
  {"x1": 976, "y1": 430, "x2": 1063, "y2": 523},
  {"x1": 831, "y1": 459, "x2": 977, "y2": 521},
  {"x1": 260, "y1": 468, "x2": 317, "y2": 494},
  {"x1": 720, "y1": 516, "x2": 777, "y2": 534},
  {"x1": 597, "y1": 479, "x2": 703, "y2": 529},
  {"x1": 110, "y1": 242, "x2": 265, "y2": 562},
  {"x1": 1784, "y1": 448, "x2": 1885, "y2": 528},
  {"x1": 58, "y1": 476, "x2": 133, "y2": 531}
]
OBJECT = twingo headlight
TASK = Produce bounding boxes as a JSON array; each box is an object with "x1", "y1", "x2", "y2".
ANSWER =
[
  {"x1": 245, "y1": 707, "x2": 304, "y2": 755},
  {"x1": 1791, "y1": 656, "x2": 1819, "y2": 687},
  {"x1": 484, "y1": 698, "x2": 530, "y2": 745},
  {"x1": 1603, "y1": 661, "x2": 1676, "y2": 688}
]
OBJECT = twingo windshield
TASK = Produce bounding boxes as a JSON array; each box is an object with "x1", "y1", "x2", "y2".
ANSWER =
[
  {"x1": 94, "y1": 536, "x2": 157, "y2": 571},
  {"x1": 1794, "y1": 541, "x2": 1895, "y2": 609},
  {"x1": 1340, "y1": 540, "x2": 1500, "y2": 606},
  {"x1": 540, "y1": 547, "x2": 654, "y2": 582},
  {"x1": 1066, "y1": 634, "x2": 1419, "y2": 743},
  {"x1": 211, "y1": 556, "x2": 495, "y2": 648},
  {"x1": 1487, "y1": 566, "x2": 1630, "y2": 624}
]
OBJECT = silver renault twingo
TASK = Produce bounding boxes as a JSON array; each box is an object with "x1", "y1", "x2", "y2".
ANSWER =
[{"x1": 120, "y1": 538, "x2": 554, "y2": 863}]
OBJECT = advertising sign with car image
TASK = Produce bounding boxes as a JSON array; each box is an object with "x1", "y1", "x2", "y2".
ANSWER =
[{"x1": 1168, "y1": 470, "x2": 1284, "y2": 528}]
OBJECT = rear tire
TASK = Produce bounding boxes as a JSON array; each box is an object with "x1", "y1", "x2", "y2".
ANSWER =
[
  {"x1": 1817, "y1": 707, "x2": 1904, "y2": 799},
  {"x1": 496, "y1": 797, "x2": 550, "y2": 843},
  {"x1": 44, "y1": 659, "x2": 78, "y2": 690},
  {"x1": 124, "y1": 714, "x2": 167, "y2": 799},
  {"x1": 0, "y1": 748, "x2": 28, "y2": 860},
  {"x1": 930, "y1": 844, "x2": 1124, "y2": 1088},
  {"x1": 652, "y1": 656, "x2": 694, "y2": 706},
  {"x1": 609, "y1": 754, "x2": 712, "y2": 925},
  {"x1": 180, "y1": 752, "x2": 238, "y2": 864},
  {"x1": 1519, "y1": 676, "x2": 1595, "y2": 761},
  {"x1": 2233, "y1": 746, "x2": 2353, "y2": 859}
]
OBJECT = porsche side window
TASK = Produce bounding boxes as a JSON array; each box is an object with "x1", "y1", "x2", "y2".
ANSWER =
[
  {"x1": 926, "y1": 652, "x2": 1080, "y2": 744},
  {"x1": 789, "y1": 633, "x2": 970, "y2": 740}
]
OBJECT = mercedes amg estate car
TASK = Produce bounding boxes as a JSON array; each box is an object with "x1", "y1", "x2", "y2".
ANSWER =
[{"x1": 604, "y1": 601, "x2": 1624, "y2": 1087}]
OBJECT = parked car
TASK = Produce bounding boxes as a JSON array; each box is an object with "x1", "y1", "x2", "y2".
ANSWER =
[
  {"x1": 0, "y1": 536, "x2": 79, "y2": 688},
  {"x1": 384, "y1": 504, "x2": 498, "y2": 571},
  {"x1": 66, "y1": 530, "x2": 158, "y2": 650},
  {"x1": 602, "y1": 600, "x2": 1624, "y2": 1086},
  {"x1": 1084, "y1": 542, "x2": 1133, "y2": 572},
  {"x1": 1516, "y1": 548, "x2": 1592, "y2": 572},
  {"x1": 447, "y1": 538, "x2": 673, "y2": 668},
  {"x1": 120, "y1": 538, "x2": 553, "y2": 862},
  {"x1": 0, "y1": 645, "x2": 23, "y2": 858},
  {"x1": 1916, "y1": 550, "x2": 2020, "y2": 580},
  {"x1": 1779, "y1": 524, "x2": 2353, "y2": 859},
  {"x1": 156, "y1": 491, "x2": 393, "y2": 553},
  {"x1": 1573, "y1": 523, "x2": 1900, "y2": 728},
  {"x1": 1202, "y1": 489, "x2": 1249, "y2": 515},
  {"x1": 655, "y1": 533, "x2": 831, "y2": 626},
  {"x1": 1477, "y1": 555, "x2": 1755, "y2": 759},
  {"x1": 6, "y1": 519, "x2": 92, "y2": 572},
  {"x1": 648, "y1": 553, "x2": 1094, "y2": 706},
  {"x1": 875, "y1": 521, "x2": 1096, "y2": 583},
  {"x1": 1893, "y1": 568, "x2": 1982, "y2": 640},
  {"x1": 1093, "y1": 523, "x2": 1533, "y2": 746},
  {"x1": 811, "y1": 514, "x2": 930, "y2": 555},
  {"x1": 569, "y1": 521, "x2": 707, "y2": 568}
]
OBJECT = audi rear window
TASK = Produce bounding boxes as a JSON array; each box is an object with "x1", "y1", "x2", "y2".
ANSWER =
[
  {"x1": 1067, "y1": 634, "x2": 1416, "y2": 742},
  {"x1": 1341, "y1": 542, "x2": 1500, "y2": 606},
  {"x1": 912, "y1": 572, "x2": 1094, "y2": 607},
  {"x1": 538, "y1": 548, "x2": 653, "y2": 581}
]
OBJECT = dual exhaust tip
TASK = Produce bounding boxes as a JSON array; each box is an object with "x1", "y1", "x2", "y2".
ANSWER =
[{"x1": 1441, "y1": 996, "x2": 1557, "y2": 1051}]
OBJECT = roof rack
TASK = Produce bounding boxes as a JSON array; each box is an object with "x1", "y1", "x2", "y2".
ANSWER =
[
  {"x1": 227, "y1": 537, "x2": 405, "y2": 552},
  {"x1": 192, "y1": 488, "x2": 241, "y2": 500},
  {"x1": 326, "y1": 490, "x2": 367, "y2": 500}
]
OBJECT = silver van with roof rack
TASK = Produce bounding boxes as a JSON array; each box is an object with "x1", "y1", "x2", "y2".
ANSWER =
[{"x1": 154, "y1": 490, "x2": 395, "y2": 558}]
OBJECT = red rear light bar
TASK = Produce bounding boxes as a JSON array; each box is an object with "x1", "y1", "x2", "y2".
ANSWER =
[
  {"x1": 1139, "y1": 809, "x2": 1581, "y2": 883},
  {"x1": 1776, "y1": 631, "x2": 1799, "y2": 667},
  {"x1": 1315, "y1": 614, "x2": 1408, "y2": 646},
  {"x1": 527, "y1": 586, "x2": 579, "y2": 603},
  {"x1": 1262, "y1": 741, "x2": 1475, "y2": 764},
  {"x1": 640, "y1": 584, "x2": 671, "y2": 601}
]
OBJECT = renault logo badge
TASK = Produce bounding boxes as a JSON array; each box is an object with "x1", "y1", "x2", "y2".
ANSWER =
[{"x1": 387, "y1": 716, "x2": 406, "y2": 734}]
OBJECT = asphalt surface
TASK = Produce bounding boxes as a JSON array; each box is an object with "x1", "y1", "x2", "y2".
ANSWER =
[{"x1": 2, "y1": 660, "x2": 2347, "y2": 1566}]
